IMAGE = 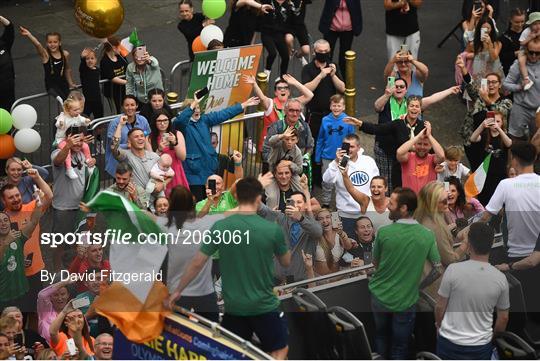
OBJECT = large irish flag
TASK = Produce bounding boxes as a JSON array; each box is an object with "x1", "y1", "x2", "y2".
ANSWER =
[
  {"x1": 87, "y1": 191, "x2": 169, "y2": 343},
  {"x1": 465, "y1": 154, "x2": 492, "y2": 198}
]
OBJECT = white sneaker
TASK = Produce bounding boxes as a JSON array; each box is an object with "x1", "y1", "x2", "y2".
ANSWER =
[
  {"x1": 66, "y1": 168, "x2": 78, "y2": 180},
  {"x1": 524, "y1": 80, "x2": 534, "y2": 91},
  {"x1": 263, "y1": 69, "x2": 271, "y2": 78},
  {"x1": 300, "y1": 56, "x2": 308, "y2": 66}
]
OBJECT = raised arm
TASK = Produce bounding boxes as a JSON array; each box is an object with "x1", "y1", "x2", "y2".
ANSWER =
[
  {"x1": 236, "y1": 0, "x2": 273, "y2": 12},
  {"x1": 282, "y1": 74, "x2": 313, "y2": 104},
  {"x1": 340, "y1": 166, "x2": 369, "y2": 213},
  {"x1": 470, "y1": 118, "x2": 490, "y2": 143},
  {"x1": 0, "y1": 16, "x2": 14, "y2": 50},
  {"x1": 111, "y1": 116, "x2": 129, "y2": 160},
  {"x1": 205, "y1": 97, "x2": 259, "y2": 127},
  {"x1": 243, "y1": 75, "x2": 271, "y2": 110},
  {"x1": 27, "y1": 168, "x2": 53, "y2": 207},
  {"x1": 383, "y1": 53, "x2": 398, "y2": 79},
  {"x1": 425, "y1": 122, "x2": 445, "y2": 163},
  {"x1": 409, "y1": 54, "x2": 429, "y2": 83},
  {"x1": 383, "y1": 0, "x2": 407, "y2": 11},
  {"x1": 53, "y1": 134, "x2": 81, "y2": 166},
  {"x1": 397, "y1": 128, "x2": 426, "y2": 163},
  {"x1": 19, "y1": 26, "x2": 49, "y2": 63},
  {"x1": 374, "y1": 88, "x2": 393, "y2": 112},
  {"x1": 422, "y1": 86, "x2": 461, "y2": 109}
]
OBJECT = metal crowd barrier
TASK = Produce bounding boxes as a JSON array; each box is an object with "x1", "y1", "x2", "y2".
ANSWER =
[
  {"x1": 169, "y1": 60, "x2": 192, "y2": 100},
  {"x1": 85, "y1": 104, "x2": 265, "y2": 187}
]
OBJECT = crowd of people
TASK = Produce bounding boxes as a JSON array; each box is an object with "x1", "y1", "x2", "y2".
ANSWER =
[{"x1": 1, "y1": 0, "x2": 540, "y2": 360}]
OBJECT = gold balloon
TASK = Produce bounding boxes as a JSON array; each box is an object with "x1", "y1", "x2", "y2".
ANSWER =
[{"x1": 74, "y1": 0, "x2": 124, "y2": 39}]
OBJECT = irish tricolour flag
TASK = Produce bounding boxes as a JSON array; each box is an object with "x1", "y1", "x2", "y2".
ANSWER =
[
  {"x1": 465, "y1": 154, "x2": 492, "y2": 198},
  {"x1": 87, "y1": 191, "x2": 169, "y2": 343}
]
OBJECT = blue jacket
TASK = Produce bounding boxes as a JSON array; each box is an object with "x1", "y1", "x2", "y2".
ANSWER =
[
  {"x1": 173, "y1": 103, "x2": 243, "y2": 185},
  {"x1": 318, "y1": 0, "x2": 363, "y2": 36},
  {"x1": 315, "y1": 112, "x2": 356, "y2": 162}
]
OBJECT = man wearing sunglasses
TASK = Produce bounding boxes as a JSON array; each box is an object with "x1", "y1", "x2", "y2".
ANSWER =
[{"x1": 503, "y1": 37, "x2": 540, "y2": 139}]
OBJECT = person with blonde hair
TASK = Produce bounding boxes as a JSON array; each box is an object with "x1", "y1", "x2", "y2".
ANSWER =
[
  {"x1": 415, "y1": 182, "x2": 468, "y2": 300},
  {"x1": 415, "y1": 181, "x2": 468, "y2": 269},
  {"x1": 313, "y1": 208, "x2": 355, "y2": 276}
]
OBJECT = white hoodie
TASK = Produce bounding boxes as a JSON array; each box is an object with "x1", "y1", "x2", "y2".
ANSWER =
[{"x1": 323, "y1": 148, "x2": 380, "y2": 218}]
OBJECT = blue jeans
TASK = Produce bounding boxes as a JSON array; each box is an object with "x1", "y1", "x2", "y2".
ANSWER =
[
  {"x1": 437, "y1": 335, "x2": 493, "y2": 360},
  {"x1": 371, "y1": 295, "x2": 416, "y2": 360}
]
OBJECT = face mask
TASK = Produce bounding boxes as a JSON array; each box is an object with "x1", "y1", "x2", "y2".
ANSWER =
[{"x1": 314, "y1": 52, "x2": 330, "y2": 63}]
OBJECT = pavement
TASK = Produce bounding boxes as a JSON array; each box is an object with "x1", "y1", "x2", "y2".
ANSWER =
[{"x1": 1, "y1": 0, "x2": 531, "y2": 159}]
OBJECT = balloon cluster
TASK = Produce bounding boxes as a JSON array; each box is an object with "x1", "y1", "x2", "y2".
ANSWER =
[
  {"x1": 0, "y1": 105, "x2": 41, "y2": 159},
  {"x1": 192, "y1": 0, "x2": 226, "y2": 53}
]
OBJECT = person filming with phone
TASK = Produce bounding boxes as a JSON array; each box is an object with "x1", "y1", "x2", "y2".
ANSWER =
[
  {"x1": 196, "y1": 150, "x2": 244, "y2": 218},
  {"x1": 258, "y1": 174, "x2": 322, "y2": 283},
  {"x1": 383, "y1": 48, "x2": 429, "y2": 97},
  {"x1": 173, "y1": 89, "x2": 259, "y2": 201},
  {"x1": 322, "y1": 133, "x2": 379, "y2": 239},
  {"x1": 125, "y1": 44, "x2": 163, "y2": 105},
  {"x1": 468, "y1": 110, "x2": 512, "y2": 205}
]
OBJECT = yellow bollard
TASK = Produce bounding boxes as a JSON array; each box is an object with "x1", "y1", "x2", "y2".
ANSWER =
[
  {"x1": 256, "y1": 72, "x2": 269, "y2": 111},
  {"x1": 254, "y1": 72, "x2": 269, "y2": 165},
  {"x1": 344, "y1": 50, "x2": 356, "y2": 116}
]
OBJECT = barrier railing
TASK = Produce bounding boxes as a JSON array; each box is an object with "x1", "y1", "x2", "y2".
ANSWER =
[
  {"x1": 169, "y1": 60, "x2": 191, "y2": 100},
  {"x1": 86, "y1": 105, "x2": 265, "y2": 187}
]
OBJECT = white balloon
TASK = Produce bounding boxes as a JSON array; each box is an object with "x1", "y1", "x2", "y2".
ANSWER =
[
  {"x1": 11, "y1": 104, "x2": 37, "y2": 129},
  {"x1": 200, "y1": 25, "x2": 223, "y2": 47},
  {"x1": 14, "y1": 129, "x2": 41, "y2": 153}
]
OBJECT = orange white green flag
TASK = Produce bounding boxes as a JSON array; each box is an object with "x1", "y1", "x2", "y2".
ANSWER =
[
  {"x1": 464, "y1": 154, "x2": 492, "y2": 198},
  {"x1": 86, "y1": 190, "x2": 169, "y2": 343}
]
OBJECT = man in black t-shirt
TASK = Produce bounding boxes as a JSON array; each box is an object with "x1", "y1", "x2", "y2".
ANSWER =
[
  {"x1": 384, "y1": 0, "x2": 422, "y2": 60},
  {"x1": 302, "y1": 39, "x2": 345, "y2": 141},
  {"x1": 302, "y1": 39, "x2": 345, "y2": 185}
]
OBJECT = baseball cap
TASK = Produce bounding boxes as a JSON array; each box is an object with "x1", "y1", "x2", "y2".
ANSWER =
[{"x1": 526, "y1": 12, "x2": 540, "y2": 25}]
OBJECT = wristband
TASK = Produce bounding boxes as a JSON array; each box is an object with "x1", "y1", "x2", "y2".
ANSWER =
[{"x1": 234, "y1": 162, "x2": 242, "y2": 166}]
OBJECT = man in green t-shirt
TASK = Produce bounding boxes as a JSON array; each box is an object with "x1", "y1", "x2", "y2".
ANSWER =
[
  {"x1": 368, "y1": 187, "x2": 442, "y2": 360},
  {"x1": 0, "y1": 202, "x2": 44, "y2": 310},
  {"x1": 168, "y1": 177, "x2": 291, "y2": 359}
]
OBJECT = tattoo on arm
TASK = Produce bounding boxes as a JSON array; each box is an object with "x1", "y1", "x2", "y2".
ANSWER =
[
  {"x1": 111, "y1": 137, "x2": 125, "y2": 160},
  {"x1": 419, "y1": 262, "x2": 443, "y2": 289}
]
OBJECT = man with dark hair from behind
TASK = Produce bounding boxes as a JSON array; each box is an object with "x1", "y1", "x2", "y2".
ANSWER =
[
  {"x1": 481, "y1": 142, "x2": 540, "y2": 315},
  {"x1": 435, "y1": 222, "x2": 509, "y2": 360},
  {"x1": 168, "y1": 177, "x2": 291, "y2": 359},
  {"x1": 368, "y1": 187, "x2": 442, "y2": 359}
]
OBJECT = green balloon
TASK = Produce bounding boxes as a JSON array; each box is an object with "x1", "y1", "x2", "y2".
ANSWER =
[
  {"x1": 0, "y1": 108, "x2": 13, "y2": 135},
  {"x1": 202, "y1": 0, "x2": 226, "y2": 20}
]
